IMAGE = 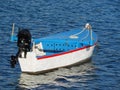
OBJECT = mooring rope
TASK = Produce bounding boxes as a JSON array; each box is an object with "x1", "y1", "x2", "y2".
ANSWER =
[
  {"x1": 81, "y1": 30, "x2": 90, "y2": 41},
  {"x1": 72, "y1": 28, "x2": 86, "y2": 36},
  {"x1": 69, "y1": 28, "x2": 86, "y2": 39}
]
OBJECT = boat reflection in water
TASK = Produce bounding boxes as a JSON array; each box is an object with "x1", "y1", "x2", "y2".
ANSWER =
[{"x1": 18, "y1": 59, "x2": 96, "y2": 89}]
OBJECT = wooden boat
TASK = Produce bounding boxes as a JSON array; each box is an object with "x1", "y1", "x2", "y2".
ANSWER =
[{"x1": 10, "y1": 23, "x2": 97, "y2": 74}]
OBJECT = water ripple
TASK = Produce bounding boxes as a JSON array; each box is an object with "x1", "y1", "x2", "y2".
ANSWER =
[{"x1": 0, "y1": 0, "x2": 120, "y2": 90}]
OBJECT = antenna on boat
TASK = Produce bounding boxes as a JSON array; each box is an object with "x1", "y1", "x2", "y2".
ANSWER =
[{"x1": 85, "y1": 23, "x2": 93, "y2": 45}]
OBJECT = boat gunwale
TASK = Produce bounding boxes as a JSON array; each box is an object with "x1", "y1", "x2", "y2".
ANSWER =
[{"x1": 37, "y1": 42, "x2": 97, "y2": 60}]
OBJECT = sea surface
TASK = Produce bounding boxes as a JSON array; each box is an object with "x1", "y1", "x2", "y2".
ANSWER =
[{"x1": 0, "y1": 0, "x2": 120, "y2": 90}]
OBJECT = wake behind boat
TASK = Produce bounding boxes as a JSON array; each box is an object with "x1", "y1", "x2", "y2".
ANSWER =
[{"x1": 10, "y1": 23, "x2": 97, "y2": 74}]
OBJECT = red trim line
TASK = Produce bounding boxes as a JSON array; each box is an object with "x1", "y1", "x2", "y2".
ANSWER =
[{"x1": 37, "y1": 43, "x2": 96, "y2": 60}]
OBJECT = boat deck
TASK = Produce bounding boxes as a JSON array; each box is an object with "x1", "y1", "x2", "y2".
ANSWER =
[{"x1": 33, "y1": 29, "x2": 97, "y2": 56}]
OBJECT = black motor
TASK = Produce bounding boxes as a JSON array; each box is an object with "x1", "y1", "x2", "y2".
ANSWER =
[
  {"x1": 11, "y1": 29, "x2": 31, "y2": 68},
  {"x1": 17, "y1": 29, "x2": 31, "y2": 58}
]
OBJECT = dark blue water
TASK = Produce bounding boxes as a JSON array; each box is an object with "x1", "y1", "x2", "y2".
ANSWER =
[{"x1": 0, "y1": 0, "x2": 120, "y2": 90}]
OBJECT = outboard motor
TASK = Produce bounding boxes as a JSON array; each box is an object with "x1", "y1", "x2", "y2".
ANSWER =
[
  {"x1": 17, "y1": 29, "x2": 31, "y2": 58},
  {"x1": 10, "y1": 29, "x2": 31, "y2": 68}
]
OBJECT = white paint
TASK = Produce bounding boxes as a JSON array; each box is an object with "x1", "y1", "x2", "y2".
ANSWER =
[
  {"x1": 32, "y1": 42, "x2": 46, "y2": 56},
  {"x1": 18, "y1": 45, "x2": 95, "y2": 73}
]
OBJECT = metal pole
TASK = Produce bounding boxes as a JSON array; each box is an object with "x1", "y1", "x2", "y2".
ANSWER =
[
  {"x1": 90, "y1": 29, "x2": 93, "y2": 45},
  {"x1": 11, "y1": 23, "x2": 15, "y2": 41},
  {"x1": 85, "y1": 23, "x2": 93, "y2": 45},
  {"x1": 11, "y1": 23, "x2": 15, "y2": 36}
]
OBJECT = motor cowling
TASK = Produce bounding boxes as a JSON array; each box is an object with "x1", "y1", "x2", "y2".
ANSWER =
[
  {"x1": 17, "y1": 29, "x2": 31, "y2": 52},
  {"x1": 17, "y1": 29, "x2": 31, "y2": 58}
]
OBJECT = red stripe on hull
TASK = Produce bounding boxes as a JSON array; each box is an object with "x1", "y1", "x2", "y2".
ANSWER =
[{"x1": 37, "y1": 43, "x2": 96, "y2": 60}]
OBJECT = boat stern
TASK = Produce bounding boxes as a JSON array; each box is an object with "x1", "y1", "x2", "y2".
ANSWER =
[{"x1": 18, "y1": 52, "x2": 38, "y2": 73}]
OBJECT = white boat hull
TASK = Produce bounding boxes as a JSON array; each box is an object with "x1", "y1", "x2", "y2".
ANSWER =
[{"x1": 18, "y1": 45, "x2": 95, "y2": 74}]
